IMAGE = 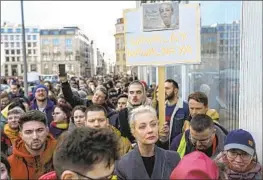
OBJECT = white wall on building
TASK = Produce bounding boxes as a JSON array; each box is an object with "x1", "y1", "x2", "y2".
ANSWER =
[{"x1": 239, "y1": 1, "x2": 262, "y2": 164}]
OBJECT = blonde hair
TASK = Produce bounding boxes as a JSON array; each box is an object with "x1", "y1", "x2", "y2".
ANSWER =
[{"x1": 129, "y1": 105, "x2": 157, "y2": 134}]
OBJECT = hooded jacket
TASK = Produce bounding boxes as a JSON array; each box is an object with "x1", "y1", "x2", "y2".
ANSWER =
[
  {"x1": 114, "y1": 81, "x2": 149, "y2": 143},
  {"x1": 8, "y1": 134, "x2": 57, "y2": 180}
]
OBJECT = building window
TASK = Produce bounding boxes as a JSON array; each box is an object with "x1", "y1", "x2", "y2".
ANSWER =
[
  {"x1": 12, "y1": 57, "x2": 15, "y2": 62},
  {"x1": 53, "y1": 39, "x2": 59, "y2": 46},
  {"x1": 16, "y1": 35, "x2": 20, "y2": 40},
  {"x1": 28, "y1": 49, "x2": 32, "y2": 55},
  {"x1": 5, "y1": 42, "x2": 8, "y2": 47},
  {"x1": 28, "y1": 43, "x2": 31, "y2": 47},
  {"x1": 42, "y1": 39, "x2": 49, "y2": 45},
  {"x1": 16, "y1": 42, "x2": 20, "y2": 47},
  {"x1": 27, "y1": 35, "x2": 31, "y2": 40},
  {"x1": 33, "y1": 49, "x2": 36, "y2": 55},
  {"x1": 123, "y1": 53, "x2": 126, "y2": 60},
  {"x1": 31, "y1": 64, "x2": 37, "y2": 71},
  {"x1": 1, "y1": 28, "x2": 4, "y2": 33},
  {"x1": 5, "y1": 50, "x2": 9, "y2": 55},
  {"x1": 17, "y1": 57, "x2": 20, "y2": 62},
  {"x1": 6, "y1": 57, "x2": 9, "y2": 62},
  {"x1": 32, "y1": 35, "x2": 37, "y2": 40},
  {"x1": 41, "y1": 30, "x2": 49, "y2": 35},
  {"x1": 11, "y1": 50, "x2": 15, "y2": 55},
  {"x1": 17, "y1": 50, "x2": 20, "y2": 55},
  {"x1": 33, "y1": 42, "x2": 37, "y2": 47},
  {"x1": 16, "y1": 28, "x2": 21, "y2": 33},
  {"x1": 33, "y1": 28, "x2": 38, "y2": 33},
  {"x1": 11, "y1": 65, "x2": 18, "y2": 76},
  {"x1": 4, "y1": 35, "x2": 8, "y2": 40},
  {"x1": 21, "y1": 65, "x2": 24, "y2": 73},
  {"x1": 10, "y1": 42, "x2": 14, "y2": 48},
  {"x1": 65, "y1": 39, "x2": 72, "y2": 46},
  {"x1": 7, "y1": 28, "x2": 13, "y2": 33},
  {"x1": 116, "y1": 54, "x2": 120, "y2": 62},
  {"x1": 10, "y1": 35, "x2": 14, "y2": 40},
  {"x1": 25, "y1": 28, "x2": 29, "y2": 33}
]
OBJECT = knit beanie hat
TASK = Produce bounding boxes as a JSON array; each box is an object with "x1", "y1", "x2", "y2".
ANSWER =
[{"x1": 33, "y1": 84, "x2": 48, "y2": 97}]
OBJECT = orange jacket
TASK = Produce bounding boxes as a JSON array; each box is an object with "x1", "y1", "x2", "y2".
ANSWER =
[{"x1": 8, "y1": 134, "x2": 57, "y2": 180}]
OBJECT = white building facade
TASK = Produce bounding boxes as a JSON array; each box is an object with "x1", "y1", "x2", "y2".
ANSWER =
[{"x1": 1, "y1": 22, "x2": 41, "y2": 77}]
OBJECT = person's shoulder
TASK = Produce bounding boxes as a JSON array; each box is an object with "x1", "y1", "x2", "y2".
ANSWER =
[{"x1": 116, "y1": 148, "x2": 135, "y2": 164}]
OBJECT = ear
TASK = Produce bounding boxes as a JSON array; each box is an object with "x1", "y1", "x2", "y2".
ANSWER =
[
  {"x1": 46, "y1": 126, "x2": 49, "y2": 133},
  {"x1": 106, "y1": 118, "x2": 109, "y2": 125},
  {"x1": 61, "y1": 170, "x2": 78, "y2": 180},
  {"x1": 19, "y1": 131, "x2": 23, "y2": 139}
]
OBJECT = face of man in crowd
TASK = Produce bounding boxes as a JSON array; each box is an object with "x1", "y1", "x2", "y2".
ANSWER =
[
  {"x1": 20, "y1": 121, "x2": 49, "y2": 152},
  {"x1": 133, "y1": 112, "x2": 159, "y2": 145},
  {"x1": 189, "y1": 126, "x2": 215, "y2": 151},
  {"x1": 11, "y1": 84, "x2": 19, "y2": 95},
  {"x1": 86, "y1": 110, "x2": 108, "y2": 129},
  {"x1": 165, "y1": 82, "x2": 178, "y2": 101},
  {"x1": 35, "y1": 88, "x2": 47, "y2": 102},
  {"x1": 159, "y1": 3, "x2": 173, "y2": 27},
  {"x1": 128, "y1": 84, "x2": 144, "y2": 106},
  {"x1": 188, "y1": 99, "x2": 208, "y2": 117},
  {"x1": 117, "y1": 97, "x2": 128, "y2": 111},
  {"x1": 92, "y1": 90, "x2": 106, "y2": 105}
]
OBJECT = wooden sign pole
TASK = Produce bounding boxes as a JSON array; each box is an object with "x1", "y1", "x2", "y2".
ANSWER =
[{"x1": 158, "y1": 66, "x2": 166, "y2": 135}]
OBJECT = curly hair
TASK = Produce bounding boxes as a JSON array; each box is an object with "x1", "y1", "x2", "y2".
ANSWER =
[{"x1": 53, "y1": 127, "x2": 120, "y2": 178}]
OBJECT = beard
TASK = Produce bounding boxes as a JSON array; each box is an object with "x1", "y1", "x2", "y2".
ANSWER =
[
  {"x1": 165, "y1": 92, "x2": 175, "y2": 101},
  {"x1": 28, "y1": 140, "x2": 45, "y2": 151},
  {"x1": 36, "y1": 97, "x2": 47, "y2": 102}
]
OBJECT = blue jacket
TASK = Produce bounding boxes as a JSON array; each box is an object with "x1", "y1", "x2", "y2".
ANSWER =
[
  {"x1": 30, "y1": 99, "x2": 55, "y2": 126},
  {"x1": 167, "y1": 98, "x2": 189, "y2": 145}
]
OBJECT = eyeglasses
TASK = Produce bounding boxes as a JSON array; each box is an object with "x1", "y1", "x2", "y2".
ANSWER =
[
  {"x1": 190, "y1": 133, "x2": 213, "y2": 145},
  {"x1": 70, "y1": 169, "x2": 114, "y2": 180},
  {"x1": 226, "y1": 150, "x2": 252, "y2": 161}
]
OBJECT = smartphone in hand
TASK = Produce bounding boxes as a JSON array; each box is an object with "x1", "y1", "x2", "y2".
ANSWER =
[{"x1": 58, "y1": 64, "x2": 66, "y2": 77}]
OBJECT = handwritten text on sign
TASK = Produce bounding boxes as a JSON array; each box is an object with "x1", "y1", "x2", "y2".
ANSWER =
[
  {"x1": 126, "y1": 32, "x2": 192, "y2": 57},
  {"x1": 124, "y1": 4, "x2": 201, "y2": 66}
]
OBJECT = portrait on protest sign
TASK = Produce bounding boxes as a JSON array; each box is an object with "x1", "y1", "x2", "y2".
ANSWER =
[{"x1": 142, "y1": 2, "x2": 179, "y2": 32}]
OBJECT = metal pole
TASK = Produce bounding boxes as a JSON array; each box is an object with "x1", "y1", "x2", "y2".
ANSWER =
[{"x1": 21, "y1": 0, "x2": 28, "y2": 97}]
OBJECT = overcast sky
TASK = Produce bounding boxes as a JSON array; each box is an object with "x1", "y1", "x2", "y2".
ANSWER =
[{"x1": 1, "y1": 1, "x2": 136, "y2": 62}]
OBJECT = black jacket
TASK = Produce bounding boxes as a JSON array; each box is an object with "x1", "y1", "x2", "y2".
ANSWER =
[{"x1": 61, "y1": 81, "x2": 117, "y2": 120}]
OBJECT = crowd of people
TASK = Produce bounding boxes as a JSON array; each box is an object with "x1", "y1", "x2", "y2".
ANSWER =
[{"x1": 0, "y1": 74, "x2": 262, "y2": 179}]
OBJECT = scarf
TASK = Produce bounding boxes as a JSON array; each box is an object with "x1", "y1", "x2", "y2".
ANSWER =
[
  {"x1": 4, "y1": 124, "x2": 19, "y2": 145},
  {"x1": 50, "y1": 121, "x2": 69, "y2": 130}
]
